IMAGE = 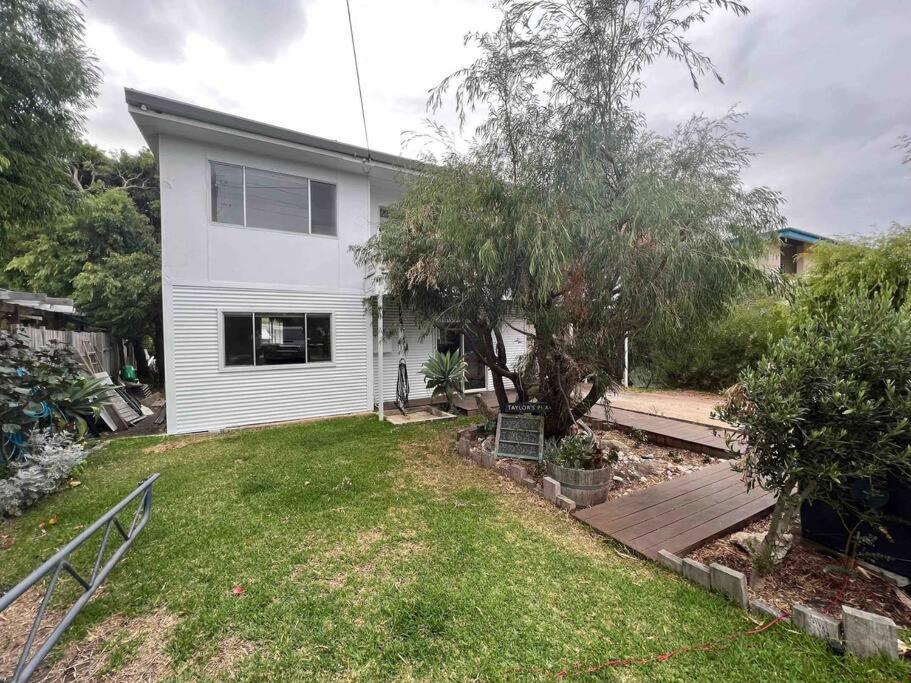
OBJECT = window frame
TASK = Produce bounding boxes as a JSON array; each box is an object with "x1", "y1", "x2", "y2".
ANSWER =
[
  {"x1": 217, "y1": 308, "x2": 336, "y2": 372},
  {"x1": 207, "y1": 159, "x2": 338, "y2": 238}
]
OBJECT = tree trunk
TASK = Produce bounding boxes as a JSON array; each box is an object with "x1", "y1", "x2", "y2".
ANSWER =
[
  {"x1": 132, "y1": 338, "x2": 150, "y2": 381},
  {"x1": 751, "y1": 479, "x2": 816, "y2": 586},
  {"x1": 572, "y1": 379, "x2": 607, "y2": 420},
  {"x1": 464, "y1": 320, "x2": 521, "y2": 411},
  {"x1": 492, "y1": 326, "x2": 527, "y2": 402}
]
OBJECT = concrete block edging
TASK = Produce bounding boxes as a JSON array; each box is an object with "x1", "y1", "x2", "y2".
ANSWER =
[{"x1": 655, "y1": 549, "x2": 901, "y2": 661}]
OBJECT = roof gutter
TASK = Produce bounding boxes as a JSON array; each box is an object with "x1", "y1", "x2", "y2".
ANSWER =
[{"x1": 124, "y1": 88, "x2": 425, "y2": 174}]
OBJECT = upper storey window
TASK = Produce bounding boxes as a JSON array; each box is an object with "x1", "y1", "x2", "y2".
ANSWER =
[{"x1": 210, "y1": 161, "x2": 337, "y2": 237}]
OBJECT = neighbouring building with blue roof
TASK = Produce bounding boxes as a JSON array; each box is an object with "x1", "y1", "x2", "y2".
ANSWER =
[{"x1": 765, "y1": 228, "x2": 832, "y2": 275}]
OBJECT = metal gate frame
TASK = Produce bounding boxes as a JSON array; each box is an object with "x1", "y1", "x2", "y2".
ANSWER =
[{"x1": 0, "y1": 473, "x2": 160, "y2": 683}]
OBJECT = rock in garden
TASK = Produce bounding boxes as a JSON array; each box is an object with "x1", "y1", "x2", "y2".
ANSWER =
[
  {"x1": 842, "y1": 605, "x2": 899, "y2": 660},
  {"x1": 731, "y1": 531, "x2": 792, "y2": 562},
  {"x1": 474, "y1": 394, "x2": 499, "y2": 422},
  {"x1": 792, "y1": 604, "x2": 840, "y2": 641},
  {"x1": 601, "y1": 439, "x2": 626, "y2": 454},
  {"x1": 635, "y1": 459, "x2": 665, "y2": 476}
]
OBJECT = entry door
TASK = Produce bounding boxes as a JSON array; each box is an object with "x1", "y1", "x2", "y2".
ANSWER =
[{"x1": 437, "y1": 329, "x2": 487, "y2": 392}]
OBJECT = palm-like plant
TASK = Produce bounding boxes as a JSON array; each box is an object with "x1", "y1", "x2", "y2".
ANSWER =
[
  {"x1": 49, "y1": 376, "x2": 111, "y2": 437},
  {"x1": 420, "y1": 351, "x2": 467, "y2": 411}
]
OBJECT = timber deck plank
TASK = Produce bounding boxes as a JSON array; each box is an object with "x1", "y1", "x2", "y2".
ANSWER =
[{"x1": 574, "y1": 462, "x2": 775, "y2": 560}]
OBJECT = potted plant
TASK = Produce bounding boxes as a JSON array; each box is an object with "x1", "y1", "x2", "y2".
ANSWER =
[
  {"x1": 545, "y1": 428, "x2": 617, "y2": 507},
  {"x1": 419, "y1": 350, "x2": 467, "y2": 413}
]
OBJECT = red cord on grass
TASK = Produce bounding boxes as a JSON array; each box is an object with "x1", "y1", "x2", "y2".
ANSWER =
[
  {"x1": 510, "y1": 560, "x2": 860, "y2": 677},
  {"x1": 553, "y1": 614, "x2": 789, "y2": 677}
]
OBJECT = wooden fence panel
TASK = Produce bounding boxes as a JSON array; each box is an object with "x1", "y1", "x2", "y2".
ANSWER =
[{"x1": 11, "y1": 326, "x2": 121, "y2": 378}]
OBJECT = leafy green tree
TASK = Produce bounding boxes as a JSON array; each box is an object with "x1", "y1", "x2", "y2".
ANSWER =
[
  {"x1": 0, "y1": 0, "x2": 99, "y2": 239},
  {"x1": 6, "y1": 189, "x2": 155, "y2": 295},
  {"x1": 359, "y1": 0, "x2": 781, "y2": 436},
  {"x1": 639, "y1": 294, "x2": 790, "y2": 390},
  {"x1": 70, "y1": 142, "x2": 161, "y2": 232},
  {"x1": 717, "y1": 290, "x2": 911, "y2": 582},
  {"x1": 72, "y1": 251, "x2": 160, "y2": 341},
  {"x1": 802, "y1": 226, "x2": 911, "y2": 311},
  {"x1": 6, "y1": 189, "x2": 161, "y2": 379}
]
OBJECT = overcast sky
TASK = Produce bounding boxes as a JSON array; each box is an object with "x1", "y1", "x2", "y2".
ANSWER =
[{"x1": 82, "y1": 0, "x2": 910, "y2": 238}]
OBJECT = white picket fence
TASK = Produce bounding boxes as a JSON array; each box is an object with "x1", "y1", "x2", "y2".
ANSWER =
[{"x1": 12, "y1": 326, "x2": 121, "y2": 378}]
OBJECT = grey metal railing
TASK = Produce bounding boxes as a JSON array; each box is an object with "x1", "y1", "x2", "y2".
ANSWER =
[{"x1": 0, "y1": 473, "x2": 160, "y2": 683}]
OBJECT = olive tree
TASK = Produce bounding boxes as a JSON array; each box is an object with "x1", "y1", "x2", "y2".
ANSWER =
[
  {"x1": 717, "y1": 290, "x2": 911, "y2": 581},
  {"x1": 357, "y1": 0, "x2": 782, "y2": 436}
]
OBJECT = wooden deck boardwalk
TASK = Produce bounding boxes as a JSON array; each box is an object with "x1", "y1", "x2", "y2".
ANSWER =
[
  {"x1": 588, "y1": 405, "x2": 740, "y2": 457},
  {"x1": 574, "y1": 462, "x2": 775, "y2": 560},
  {"x1": 453, "y1": 392, "x2": 740, "y2": 457}
]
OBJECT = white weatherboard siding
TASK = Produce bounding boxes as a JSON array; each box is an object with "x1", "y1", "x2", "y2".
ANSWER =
[
  {"x1": 374, "y1": 305, "x2": 436, "y2": 405},
  {"x1": 129, "y1": 92, "x2": 532, "y2": 432},
  {"x1": 487, "y1": 317, "x2": 529, "y2": 390},
  {"x1": 169, "y1": 285, "x2": 369, "y2": 434},
  {"x1": 374, "y1": 308, "x2": 529, "y2": 406}
]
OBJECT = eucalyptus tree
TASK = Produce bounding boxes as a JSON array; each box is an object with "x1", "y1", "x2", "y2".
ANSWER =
[{"x1": 359, "y1": 0, "x2": 783, "y2": 436}]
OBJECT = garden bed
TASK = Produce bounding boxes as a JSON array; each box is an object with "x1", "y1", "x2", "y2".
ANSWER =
[
  {"x1": 462, "y1": 426, "x2": 719, "y2": 502},
  {"x1": 688, "y1": 517, "x2": 911, "y2": 628}
]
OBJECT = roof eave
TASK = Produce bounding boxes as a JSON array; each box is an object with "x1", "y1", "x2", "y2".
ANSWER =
[{"x1": 124, "y1": 88, "x2": 425, "y2": 173}]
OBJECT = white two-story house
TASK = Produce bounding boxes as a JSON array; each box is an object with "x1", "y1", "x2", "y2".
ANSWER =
[{"x1": 126, "y1": 90, "x2": 528, "y2": 434}]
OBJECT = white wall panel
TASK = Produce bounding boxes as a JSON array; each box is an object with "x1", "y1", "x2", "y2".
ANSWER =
[
  {"x1": 373, "y1": 310, "x2": 529, "y2": 405},
  {"x1": 168, "y1": 285, "x2": 369, "y2": 433},
  {"x1": 373, "y1": 304, "x2": 436, "y2": 405},
  {"x1": 489, "y1": 317, "x2": 530, "y2": 390}
]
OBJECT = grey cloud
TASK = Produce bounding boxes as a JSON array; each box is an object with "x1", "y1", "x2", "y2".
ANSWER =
[
  {"x1": 87, "y1": 0, "x2": 308, "y2": 62},
  {"x1": 637, "y1": 0, "x2": 911, "y2": 236}
]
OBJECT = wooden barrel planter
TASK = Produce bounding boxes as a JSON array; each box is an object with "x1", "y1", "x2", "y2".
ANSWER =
[{"x1": 545, "y1": 461, "x2": 613, "y2": 508}]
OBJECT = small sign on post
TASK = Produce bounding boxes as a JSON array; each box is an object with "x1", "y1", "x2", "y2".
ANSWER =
[
  {"x1": 495, "y1": 412, "x2": 545, "y2": 461},
  {"x1": 502, "y1": 401, "x2": 550, "y2": 416}
]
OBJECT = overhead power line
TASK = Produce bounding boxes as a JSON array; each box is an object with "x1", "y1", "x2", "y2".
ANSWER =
[{"x1": 345, "y1": 0, "x2": 370, "y2": 157}]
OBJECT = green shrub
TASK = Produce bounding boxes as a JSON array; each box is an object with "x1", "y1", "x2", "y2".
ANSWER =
[
  {"x1": 545, "y1": 431, "x2": 618, "y2": 470},
  {"x1": 642, "y1": 295, "x2": 789, "y2": 390},
  {"x1": 716, "y1": 289, "x2": 911, "y2": 577},
  {"x1": 803, "y1": 225, "x2": 911, "y2": 311},
  {"x1": 0, "y1": 331, "x2": 109, "y2": 455}
]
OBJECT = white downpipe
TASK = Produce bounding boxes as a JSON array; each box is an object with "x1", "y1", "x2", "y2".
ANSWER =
[
  {"x1": 377, "y1": 286, "x2": 384, "y2": 421},
  {"x1": 623, "y1": 335, "x2": 629, "y2": 388}
]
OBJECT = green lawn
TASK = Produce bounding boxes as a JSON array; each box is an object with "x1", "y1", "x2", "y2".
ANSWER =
[{"x1": 1, "y1": 416, "x2": 907, "y2": 681}]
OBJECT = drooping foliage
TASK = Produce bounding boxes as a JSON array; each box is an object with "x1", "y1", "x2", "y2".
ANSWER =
[
  {"x1": 359, "y1": 0, "x2": 782, "y2": 436},
  {"x1": 0, "y1": 0, "x2": 99, "y2": 237},
  {"x1": 802, "y1": 225, "x2": 911, "y2": 312}
]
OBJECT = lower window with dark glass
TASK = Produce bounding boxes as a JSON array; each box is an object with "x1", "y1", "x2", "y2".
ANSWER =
[{"x1": 223, "y1": 312, "x2": 332, "y2": 367}]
